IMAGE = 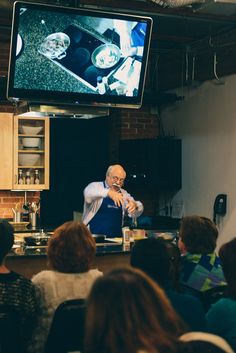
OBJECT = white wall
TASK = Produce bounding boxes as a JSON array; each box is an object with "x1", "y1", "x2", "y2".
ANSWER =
[{"x1": 161, "y1": 74, "x2": 236, "y2": 250}]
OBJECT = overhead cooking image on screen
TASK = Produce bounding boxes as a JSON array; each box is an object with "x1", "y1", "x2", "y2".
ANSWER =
[{"x1": 7, "y1": 2, "x2": 152, "y2": 107}]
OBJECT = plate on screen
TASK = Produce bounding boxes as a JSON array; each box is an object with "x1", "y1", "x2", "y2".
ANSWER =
[{"x1": 16, "y1": 34, "x2": 23, "y2": 58}]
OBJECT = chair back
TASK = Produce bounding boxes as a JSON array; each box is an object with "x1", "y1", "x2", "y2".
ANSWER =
[
  {"x1": 180, "y1": 284, "x2": 227, "y2": 312},
  {"x1": 201, "y1": 285, "x2": 228, "y2": 311},
  {"x1": 0, "y1": 305, "x2": 25, "y2": 353},
  {"x1": 44, "y1": 298, "x2": 86, "y2": 353}
]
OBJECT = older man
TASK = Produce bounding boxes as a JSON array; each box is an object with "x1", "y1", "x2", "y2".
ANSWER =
[{"x1": 82, "y1": 164, "x2": 143, "y2": 238}]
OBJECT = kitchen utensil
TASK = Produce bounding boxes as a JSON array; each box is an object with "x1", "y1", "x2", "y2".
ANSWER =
[
  {"x1": 18, "y1": 153, "x2": 40, "y2": 166},
  {"x1": 20, "y1": 125, "x2": 43, "y2": 135},
  {"x1": 39, "y1": 32, "x2": 70, "y2": 60},
  {"x1": 92, "y1": 234, "x2": 106, "y2": 243},
  {"x1": 29, "y1": 212, "x2": 37, "y2": 228},
  {"x1": 9, "y1": 221, "x2": 30, "y2": 231},
  {"x1": 91, "y1": 44, "x2": 121, "y2": 69},
  {"x1": 24, "y1": 235, "x2": 49, "y2": 246},
  {"x1": 13, "y1": 210, "x2": 22, "y2": 222},
  {"x1": 22, "y1": 137, "x2": 40, "y2": 148}
]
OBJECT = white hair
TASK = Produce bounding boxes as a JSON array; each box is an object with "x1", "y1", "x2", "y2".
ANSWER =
[{"x1": 106, "y1": 164, "x2": 125, "y2": 176}]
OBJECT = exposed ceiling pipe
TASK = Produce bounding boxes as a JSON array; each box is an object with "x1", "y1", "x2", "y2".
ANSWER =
[
  {"x1": 213, "y1": 51, "x2": 225, "y2": 85},
  {"x1": 149, "y1": 0, "x2": 204, "y2": 8}
]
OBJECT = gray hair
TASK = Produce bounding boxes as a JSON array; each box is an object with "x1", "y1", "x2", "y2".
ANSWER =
[{"x1": 106, "y1": 164, "x2": 125, "y2": 176}]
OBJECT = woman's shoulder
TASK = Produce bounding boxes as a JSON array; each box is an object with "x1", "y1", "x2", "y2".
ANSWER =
[
  {"x1": 32, "y1": 270, "x2": 55, "y2": 283},
  {"x1": 88, "y1": 268, "x2": 103, "y2": 278}
]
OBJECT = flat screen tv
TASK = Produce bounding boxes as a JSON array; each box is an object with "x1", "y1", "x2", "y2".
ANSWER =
[{"x1": 7, "y1": 1, "x2": 153, "y2": 109}]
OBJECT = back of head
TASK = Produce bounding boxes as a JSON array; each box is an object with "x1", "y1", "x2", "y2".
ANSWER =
[
  {"x1": 219, "y1": 237, "x2": 236, "y2": 298},
  {"x1": 0, "y1": 219, "x2": 14, "y2": 263},
  {"x1": 130, "y1": 237, "x2": 170, "y2": 287},
  {"x1": 84, "y1": 267, "x2": 185, "y2": 353},
  {"x1": 179, "y1": 215, "x2": 218, "y2": 254},
  {"x1": 47, "y1": 221, "x2": 96, "y2": 273}
]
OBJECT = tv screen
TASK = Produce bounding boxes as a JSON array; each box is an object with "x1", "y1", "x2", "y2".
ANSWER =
[{"x1": 7, "y1": 1, "x2": 153, "y2": 109}]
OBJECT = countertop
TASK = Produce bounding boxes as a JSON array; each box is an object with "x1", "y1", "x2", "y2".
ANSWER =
[
  {"x1": 10, "y1": 228, "x2": 177, "y2": 259},
  {"x1": 8, "y1": 239, "x2": 129, "y2": 259}
]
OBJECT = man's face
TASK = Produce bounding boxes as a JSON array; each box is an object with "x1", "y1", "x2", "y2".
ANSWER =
[{"x1": 106, "y1": 167, "x2": 126, "y2": 190}]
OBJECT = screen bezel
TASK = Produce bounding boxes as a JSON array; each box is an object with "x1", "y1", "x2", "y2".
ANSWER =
[{"x1": 7, "y1": 1, "x2": 153, "y2": 109}]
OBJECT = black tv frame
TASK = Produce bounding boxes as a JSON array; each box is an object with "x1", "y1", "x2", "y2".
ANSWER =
[{"x1": 7, "y1": 1, "x2": 153, "y2": 109}]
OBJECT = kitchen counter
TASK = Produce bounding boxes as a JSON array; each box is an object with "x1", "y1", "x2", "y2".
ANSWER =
[
  {"x1": 7, "y1": 228, "x2": 177, "y2": 279},
  {"x1": 6, "y1": 240, "x2": 131, "y2": 279}
]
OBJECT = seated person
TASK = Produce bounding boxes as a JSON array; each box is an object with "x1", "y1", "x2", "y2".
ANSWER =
[
  {"x1": 130, "y1": 237, "x2": 206, "y2": 331},
  {"x1": 0, "y1": 219, "x2": 38, "y2": 349},
  {"x1": 178, "y1": 215, "x2": 226, "y2": 292},
  {"x1": 28, "y1": 221, "x2": 102, "y2": 353},
  {"x1": 206, "y1": 237, "x2": 236, "y2": 351},
  {"x1": 84, "y1": 267, "x2": 186, "y2": 353},
  {"x1": 84, "y1": 267, "x2": 232, "y2": 353}
]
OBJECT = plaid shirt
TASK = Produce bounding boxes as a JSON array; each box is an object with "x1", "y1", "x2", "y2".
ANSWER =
[{"x1": 180, "y1": 253, "x2": 226, "y2": 291}]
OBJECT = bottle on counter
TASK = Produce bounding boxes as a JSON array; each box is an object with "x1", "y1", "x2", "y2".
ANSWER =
[
  {"x1": 122, "y1": 227, "x2": 131, "y2": 245},
  {"x1": 25, "y1": 171, "x2": 31, "y2": 185},
  {"x1": 18, "y1": 169, "x2": 24, "y2": 184},
  {"x1": 34, "y1": 169, "x2": 40, "y2": 184}
]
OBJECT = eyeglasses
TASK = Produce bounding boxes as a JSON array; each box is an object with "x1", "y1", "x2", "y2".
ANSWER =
[{"x1": 111, "y1": 176, "x2": 125, "y2": 183}]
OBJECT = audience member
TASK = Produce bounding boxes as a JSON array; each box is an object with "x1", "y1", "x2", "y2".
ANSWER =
[
  {"x1": 28, "y1": 221, "x2": 102, "y2": 353},
  {"x1": 130, "y1": 237, "x2": 206, "y2": 331},
  {"x1": 206, "y1": 237, "x2": 236, "y2": 351},
  {"x1": 0, "y1": 219, "x2": 38, "y2": 349},
  {"x1": 84, "y1": 267, "x2": 186, "y2": 353},
  {"x1": 178, "y1": 215, "x2": 225, "y2": 292},
  {"x1": 84, "y1": 267, "x2": 231, "y2": 353}
]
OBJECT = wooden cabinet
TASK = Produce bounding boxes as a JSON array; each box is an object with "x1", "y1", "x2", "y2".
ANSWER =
[
  {"x1": 0, "y1": 114, "x2": 50, "y2": 190},
  {"x1": 0, "y1": 113, "x2": 13, "y2": 189},
  {"x1": 13, "y1": 116, "x2": 50, "y2": 190}
]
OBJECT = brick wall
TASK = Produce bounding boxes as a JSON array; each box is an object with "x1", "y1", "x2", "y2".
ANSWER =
[{"x1": 0, "y1": 191, "x2": 41, "y2": 219}]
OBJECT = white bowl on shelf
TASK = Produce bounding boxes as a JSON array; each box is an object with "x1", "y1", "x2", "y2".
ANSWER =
[
  {"x1": 20, "y1": 125, "x2": 43, "y2": 135},
  {"x1": 18, "y1": 154, "x2": 40, "y2": 166},
  {"x1": 22, "y1": 137, "x2": 40, "y2": 148}
]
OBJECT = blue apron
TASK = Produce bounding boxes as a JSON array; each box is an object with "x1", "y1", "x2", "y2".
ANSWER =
[{"x1": 89, "y1": 183, "x2": 123, "y2": 237}]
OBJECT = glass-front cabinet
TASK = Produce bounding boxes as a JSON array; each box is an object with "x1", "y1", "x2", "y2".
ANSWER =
[{"x1": 13, "y1": 116, "x2": 50, "y2": 190}]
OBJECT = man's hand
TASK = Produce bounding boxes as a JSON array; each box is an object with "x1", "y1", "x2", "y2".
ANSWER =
[
  {"x1": 126, "y1": 199, "x2": 137, "y2": 215},
  {"x1": 108, "y1": 189, "x2": 124, "y2": 207}
]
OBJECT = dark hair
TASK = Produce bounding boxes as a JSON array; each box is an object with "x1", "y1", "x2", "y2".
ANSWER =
[
  {"x1": 0, "y1": 219, "x2": 14, "y2": 263},
  {"x1": 179, "y1": 215, "x2": 218, "y2": 254},
  {"x1": 219, "y1": 237, "x2": 236, "y2": 299},
  {"x1": 130, "y1": 237, "x2": 170, "y2": 287},
  {"x1": 47, "y1": 221, "x2": 96, "y2": 273},
  {"x1": 84, "y1": 267, "x2": 186, "y2": 353}
]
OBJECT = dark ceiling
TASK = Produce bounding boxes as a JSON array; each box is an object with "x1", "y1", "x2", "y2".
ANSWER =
[{"x1": 1, "y1": 0, "x2": 236, "y2": 94}]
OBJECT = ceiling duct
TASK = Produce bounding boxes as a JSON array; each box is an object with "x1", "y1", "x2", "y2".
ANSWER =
[
  {"x1": 148, "y1": 0, "x2": 203, "y2": 8},
  {"x1": 149, "y1": 0, "x2": 236, "y2": 14},
  {"x1": 15, "y1": 101, "x2": 110, "y2": 119},
  {"x1": 192, "y1": 0, "x2": 236, "y2": 15}
]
